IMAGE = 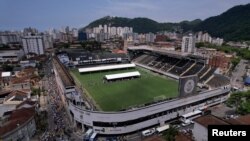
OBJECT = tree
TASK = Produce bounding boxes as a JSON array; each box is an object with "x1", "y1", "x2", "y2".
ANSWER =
[
  {"x1": 163, "y1": 126, "x2": 178, "y2": 141},
  {"x1": 226, "y1": 92, "x2": 243, "y2": 110},
  {"x1": 231, "y1": 57, "x2": 241, "y2": 70},
  {"x1": 195, "y1": 42, "x2": 205, "y2": 48},
  {"x1": 2, "y1": 64, "x2": 13, "y2": 71},
  {"x1": 63, "y1": 43, "x2": 70, "y2": 48}
]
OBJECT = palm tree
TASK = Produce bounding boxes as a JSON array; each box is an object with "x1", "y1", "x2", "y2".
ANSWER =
[{"x1": 163, "y1": 126, "x2": 178, "y2": 141}]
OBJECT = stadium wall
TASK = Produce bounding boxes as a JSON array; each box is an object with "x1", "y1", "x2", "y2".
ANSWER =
[
  {"x1": 53, "y1": 61, "x2": 76, "y2": 123},
  {"x1": 68, "y1": 87, "x2": 230, "y2": 135}
]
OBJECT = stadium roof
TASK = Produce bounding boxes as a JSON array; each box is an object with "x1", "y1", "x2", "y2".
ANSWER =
[
  {"x1": 105, "y1": 71, "x2": 140, "y2": 80},
  {"x1": 53, "y1": 57, "x2": 75, "y2": 87},
  {"x1": 1, "y1": 72, "x2": 11, "y2": 77},
  {"x1": 79, "y1": 63, "x2": 136, "y2": 73},
  {"x1": 128, "y1": 46, "x2": 189, "y2": 57}
]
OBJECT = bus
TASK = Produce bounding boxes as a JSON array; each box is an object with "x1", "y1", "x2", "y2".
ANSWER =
[
  {"x1": 83, "y1": 129, "x2": 93, "y2": 141},
  {"x1": 180, "y1": 110, "x2": 203, "y2": 125},
  {"x1": 90, "y1": 132, "x2": 97, "y2": 141},
  {"x1": 156, "y1": 124, "x2": 170, "y2": 133}
]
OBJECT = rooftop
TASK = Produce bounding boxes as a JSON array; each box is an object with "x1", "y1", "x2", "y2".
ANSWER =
[
  {"x1": 10, "y1": 77, "x2": 30, "y2": 84},
  {"x1": 0, "y1": 107, "x2": 35, "y2": 137},
  {"x1": 194, "y1": 115, "x2": 229, "y2": 128},
  {"x1": 16, "y1": 100, "x2": 36, "y2": 109},
  {"x1": 78, "y1": 63, "x2": 136, "y2": 73},
  {"x1": 1, "y1": 72, "x2": 11, "y2": 77},
  {"x1": 5, "y1": 90, "x2": 30, "y2": 101},
  {"x1": 105, "y1": 71, "x2": 140, "y2": 80},
  {"x1": 128, "y1": 45, "x2": 189, "y2": 57},
  {"x1": 226, "y1": 114, "x2": 250, "y2": 125}
]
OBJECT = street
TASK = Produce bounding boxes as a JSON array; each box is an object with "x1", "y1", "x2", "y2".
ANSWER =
[{"x1": 40, "y1": 59, "x2": 82, "y2": 141}]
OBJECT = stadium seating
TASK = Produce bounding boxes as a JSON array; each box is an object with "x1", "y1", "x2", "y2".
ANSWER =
[
  {"x1": 134, "y1": 54, "x2": 148, "y2": 63},
  {"x1": 199, "y1": 67, "x2": 216, "y2": 82},
  {"x1": 132, "y1": 53, "x2": 217, "y2": 80},
  {"x1": 206, "y1": 74, "x2": 230, "y2": 88},
  {"x1": 197, "y1": 65, "x2": 210, "y2": 78},
  {"x1": 168, "y1": 60, "x2": 195, "y2": 75},
  {"x1": 138, "y1": 55, "x2": 157, "y2": 65},
  {"x1": 182, "y1": 62, "x2": 204, "y2": 76}
]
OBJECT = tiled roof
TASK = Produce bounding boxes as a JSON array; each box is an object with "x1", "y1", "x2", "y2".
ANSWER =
[
  {"x1": 194, "y1": 115, "x2": 229, "y2": 128},
  {"x1": 16, "y1": 100, "x2": 36, "y2": 109},
  {"x1": 10, "y1": 77, "x2": 30, "y2": 84},
  {"x1": 0, "y1": 107, "x2": 35, "y2": 137},
  {"x1": 227, "y1": 114, "x2": 250, "y2": 125},
  {"x1": 5, "y1": 90, "x2": 29, "y2": 101}
]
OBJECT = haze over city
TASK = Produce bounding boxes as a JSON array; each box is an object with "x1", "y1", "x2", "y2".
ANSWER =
[{"x1": 0, "y1": 0, "x2": 249, "y2": 30}]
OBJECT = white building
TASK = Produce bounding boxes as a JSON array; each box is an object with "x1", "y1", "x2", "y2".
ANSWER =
[
  {"x1": 42, "y1": 34, "x2": 53, "y2": 49},
  {"x1": 181, "y1": 34, "x2": 196, "y2": 53},
  {"x1": 72, "y1": 28, "x2": 78, "y2": 38},
  {"x1": 192, "y1": 115, "x2": 229, "y2": 141},
  {"x1": 0, "y1": 107, "x2": 36, "y2": 141},
  {"x1": 104, "y1": 25, "x2": 108, "y2": 33},
  {"x1": 202, "y1": 33, "x2": 212, "y2": 43},
  {"x1": 22, "y1": 36, "x2": 45, "y2": 55},
  {"x1": 145, "y1": 33, "x2": 156, "y2": 43},
  {"x1": 196, "y1": 31, "x2": 223, "y2": 46},
  {"x1": 212, "y1": 38, "x2": 224, "y2": 46},
  {"x1": 0, "y1": 49, "x2": 24, "y2": 63},
  {"x1": 110, "y1": 27, "x2": 117, "y2": 36},
  {"x1": 0, "y1": 32, "x2": 21, "y2": 45}
]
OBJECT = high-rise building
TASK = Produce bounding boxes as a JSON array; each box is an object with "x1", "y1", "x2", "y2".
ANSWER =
[
  {"x1": 23, "y1": 27, "x2": 38, "y2": 36},
  {"x1": 78, "y1": 31, "x2": 87, "y2": 41},
  {"x1": 181, "y1": 34, "x2": 196, "y2": 53},
  {"x1": 110, "y1": 27, "x2": 117, "y2": 36},
  {"x1": 21, "y1": 36, "x2": 45, "y2": 55},
  {"x1": 72, "y1": 28, "x2": 78, "y2": 38},
  {"x1": 0, "y1": 32, "x2": 21, "y2": 44},
  {"x1": 145, "y1": 33, "x2": 155, "y2": 43},
  {"x1": 196, "y1": 31, "x2": 203, "y2": 43},
  {"x1": 104, "y1": 25, "x2": 108, "y2": 33},
  {"x1": 42, "y1": 34, "x2": 54, "y2": 49}
]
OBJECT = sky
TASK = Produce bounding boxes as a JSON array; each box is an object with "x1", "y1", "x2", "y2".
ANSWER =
[{"x1": 0, "y1": 0, "x2": 249, "y2": 31}]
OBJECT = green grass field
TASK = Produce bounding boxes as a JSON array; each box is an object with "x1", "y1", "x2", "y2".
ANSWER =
[{"x1": 71, "y1": 67, "x2": 178, "y2": 111}]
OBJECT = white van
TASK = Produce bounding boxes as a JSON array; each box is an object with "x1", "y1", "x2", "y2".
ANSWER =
[{"x1": 142, "y1": 128, "x2": 156, "y2": 136}]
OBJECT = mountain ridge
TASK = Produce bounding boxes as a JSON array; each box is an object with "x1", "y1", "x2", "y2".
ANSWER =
[{"x1": 83, "y1": 3, "x2": 250, "y2": 41}]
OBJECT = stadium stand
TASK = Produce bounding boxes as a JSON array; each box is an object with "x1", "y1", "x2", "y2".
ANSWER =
[
  {"x1": 206, "y1": 74, "x2": 230, "y2": 88},
  {"x1": 134, "y1": 54, "x2": 148, "y2": 63},
  {"x1": 197, "y1": 65, "x2": 210, "y2": 78},
  {"x1": 199, "y1": 67, "x2": 216, "y2": 82},
  {"x1": 168, "y1": 60, "x2": 195, "y2": 75},
  {"x1": 59, "y1": 50, "x2": 129, "y2": 67},
  {"x1": 138, "y1": 55, "x2": 157, "y2": 65},
  {"x1": 132, "y1": 52, "x2": 216, "y2": 81},
  {"x1": 182, "y1": 62, "x2": 204, "y2": 76}
]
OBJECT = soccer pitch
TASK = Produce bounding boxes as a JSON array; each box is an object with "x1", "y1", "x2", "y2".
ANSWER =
[{"x1": 70, "y1": 67, "x2": 178, "y2": 111}]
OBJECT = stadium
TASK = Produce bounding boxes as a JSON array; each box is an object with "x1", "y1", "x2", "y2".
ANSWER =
[
  {"x1": 71, "y1": 65, "x2": 178, "y2": 111},
  {"x1": 52, "y1": 47, "x2": 231, "y2": 135}
]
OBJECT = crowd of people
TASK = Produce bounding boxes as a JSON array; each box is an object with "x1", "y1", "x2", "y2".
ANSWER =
[{"x1": 41, "y1": 61, "x2": 69, "y2": 141}]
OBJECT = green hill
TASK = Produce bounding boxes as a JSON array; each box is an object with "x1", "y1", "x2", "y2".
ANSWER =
[
  {"x1": 83, "y1": 16, "x2": 200, "y2": 33},
  {"x1": 83, "y1": 3, "x2": 250, "y2": 41},
  {"x1": 194, "y1": 3, "x2": 250, "y2": 41}
]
